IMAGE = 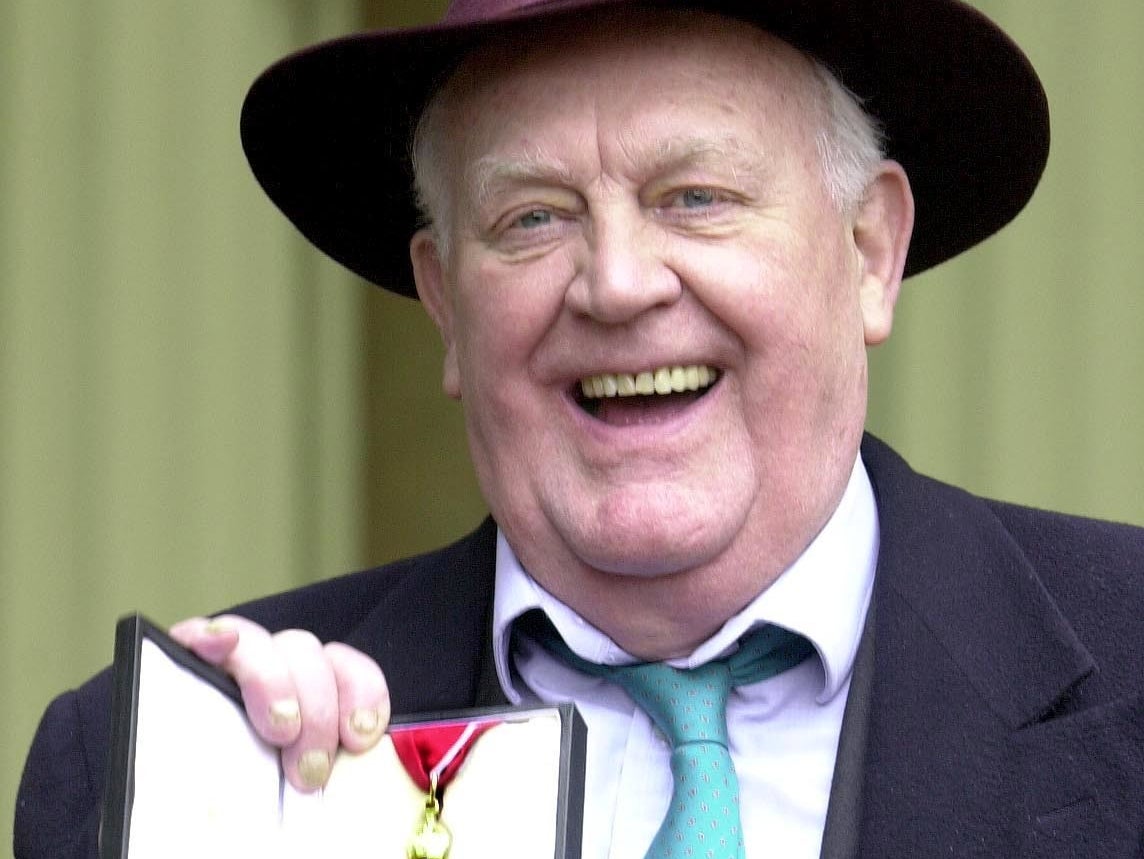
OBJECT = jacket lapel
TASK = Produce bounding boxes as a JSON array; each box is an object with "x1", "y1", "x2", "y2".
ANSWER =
[
  {"x1": 819, "y1": 598, "x2": 876, "y2": 859},
  {"x1": 852, "y1": 437, "x2": 1144, "y2": 856}
]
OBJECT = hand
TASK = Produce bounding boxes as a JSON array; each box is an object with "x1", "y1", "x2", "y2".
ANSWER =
[{"x1": 169, "y1": 615, "x2": 390, "y2": 791}]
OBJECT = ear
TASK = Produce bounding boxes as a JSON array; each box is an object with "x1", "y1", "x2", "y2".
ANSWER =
[
  {"x1": 410, "y1": 229, "x2": 462, "y2": 399},
  {"x1": 853, "y1": 160, "x2": 914, "y2": 346}
]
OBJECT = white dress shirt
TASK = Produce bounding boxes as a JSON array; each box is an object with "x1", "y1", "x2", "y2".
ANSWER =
[{"x1": 491, "y1": 454, "x2": 879, "y2": 859}]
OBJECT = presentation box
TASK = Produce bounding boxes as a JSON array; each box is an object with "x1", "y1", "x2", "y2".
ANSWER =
[{"x1": 101, "y1": 614, "x2": 585, "y2": 859}]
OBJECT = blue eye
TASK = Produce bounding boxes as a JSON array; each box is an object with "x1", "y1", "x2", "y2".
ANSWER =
[
  {"x1": 515, "y1": 209, "x2": 552, "y2": 229},
  {"x1": 679, "y1": 188, "x2": 715, "y2": 208}
]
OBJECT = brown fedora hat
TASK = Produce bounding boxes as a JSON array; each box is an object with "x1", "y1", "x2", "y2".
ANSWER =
[{"x1": 240, "y1": 0, "x2": 1049, "y2": 298}]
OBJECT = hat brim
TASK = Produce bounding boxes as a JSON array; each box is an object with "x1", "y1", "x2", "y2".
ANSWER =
[{"x1": 240, "y1": 0, "x2": 1049, "y2": 297}]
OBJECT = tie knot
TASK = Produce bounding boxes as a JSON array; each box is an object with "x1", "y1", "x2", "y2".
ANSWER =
[
  {"x1": 516, "y1": 615, "x2": 813, "y2": 859},
  {"x1": 522, "y1": 616, "x2": 814, "y2": 749}
]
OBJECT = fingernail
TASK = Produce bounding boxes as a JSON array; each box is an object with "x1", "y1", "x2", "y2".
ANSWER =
[
  {"x1": 204, "y1": 619, "x2": 234, "y2": 635},
  {"x1": 350, "y1": 707, "x2": 380, "y2": 737},
  {"x1": 268, "y1": 699, "x2": 301, "y2": 729},
  {"x1": 298, "y1": 750, "x2": 331, "y2": 789}
]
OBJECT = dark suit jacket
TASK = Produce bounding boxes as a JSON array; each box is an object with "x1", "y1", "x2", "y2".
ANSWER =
[{"x1": 15, "y1": 436, "x2": 1144, "y2": 857}]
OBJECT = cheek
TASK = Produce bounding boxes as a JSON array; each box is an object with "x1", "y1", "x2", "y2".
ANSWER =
[
  {"x1": 450, "y1": 263, "x2": 565, "y2": 420},
  {"x1": 677, "y1": 239, "x2": 832, "y2": 354},
  {"x1": 462, "y1": 248, "x2": 578, "y2": 354},
  {"x1": 684, "y1": 229, "x2": 865, "y2": 420},
  {"x1": 744, "y1": 230, "x2": 863, "y2": 353}
]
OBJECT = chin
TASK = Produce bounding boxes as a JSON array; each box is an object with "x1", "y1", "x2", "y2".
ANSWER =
[{"x1": 568, "y1": 520, "x2": 736, "y2": 579}]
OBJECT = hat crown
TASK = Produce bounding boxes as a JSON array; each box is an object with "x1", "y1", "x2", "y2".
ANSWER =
[{"x1": 444, "y1": 0, "x2": 569, "y2": 25}]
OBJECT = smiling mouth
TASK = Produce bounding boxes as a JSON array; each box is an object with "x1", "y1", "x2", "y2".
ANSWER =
[{"x1": 575, "y1": 365, "x2": 720, "y2": 424}]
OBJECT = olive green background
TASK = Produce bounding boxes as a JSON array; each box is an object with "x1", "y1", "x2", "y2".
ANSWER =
[{"x1": 3, "y1": 1, "x2": 1142, "y2": 852}]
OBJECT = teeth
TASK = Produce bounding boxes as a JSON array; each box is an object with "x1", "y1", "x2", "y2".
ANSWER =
[{"x1": 579, "y1": 365, "x2": 719, "y2": 400}]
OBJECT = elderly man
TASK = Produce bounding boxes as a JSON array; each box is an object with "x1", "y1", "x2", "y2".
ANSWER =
[{"x1": 17, "y1": 0, "x2": 1144, "y2": 857}]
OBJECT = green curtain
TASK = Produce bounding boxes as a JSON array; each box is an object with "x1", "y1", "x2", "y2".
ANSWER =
[
  {"x1": 4, "y1": 0, "x2": 1143, "y2": 853},
  {"x1": 0, "y1": 1, "x2": 367, "y2": 849}
]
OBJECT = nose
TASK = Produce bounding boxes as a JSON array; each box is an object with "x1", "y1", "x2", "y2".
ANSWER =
[{"x1": 564, "y1": 210, "x2": 681, "y2": 324}]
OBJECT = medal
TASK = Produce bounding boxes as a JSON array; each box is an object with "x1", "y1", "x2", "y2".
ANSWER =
[
  {"x1": 407, "y1": 771, "x2": 451, "y2": 859},
  {"x1": 392, "y1": 720, "x2": 498, "y2": 859}
]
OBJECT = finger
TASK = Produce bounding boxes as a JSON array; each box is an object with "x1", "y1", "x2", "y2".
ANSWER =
[
  {"x1": 171, "y1": 614, "x2": 304, "y2": 747},
  {"x1": 274, "y1": 630, "x2": 341, "y2": 791},
  {"x1": 169, "y1": 616, "x2": 240, "y2": 664},
  {"x1": 325, "y1": 642, "x2": 390, "y2": 753},
  {"x1": 196, "y1": 616, "x2": 305, "y2": 748}
]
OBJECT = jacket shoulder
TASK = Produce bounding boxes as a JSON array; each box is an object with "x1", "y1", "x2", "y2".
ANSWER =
[
  {"x1": 984, "y1": 499, "x2": 1144, "y2": 691},
  {"x1": 15, "y1": 678, "x2": 109, "y2": 858},
  {"x1": 984, "y1": 496, "x2": 1144, "y2": 567},
  {"x1": 224, "y1": 517, "x2": 496, "y2": 639}
]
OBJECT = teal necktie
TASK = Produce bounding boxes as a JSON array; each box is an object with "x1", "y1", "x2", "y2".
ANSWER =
[{"x1": 532, "y1": 621, "x2": 814, "y2": 859}]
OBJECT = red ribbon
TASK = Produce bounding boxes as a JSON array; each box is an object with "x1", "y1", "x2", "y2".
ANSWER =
[{"x1": 391, "y1": 721, "x2": 499, "y2": 794}]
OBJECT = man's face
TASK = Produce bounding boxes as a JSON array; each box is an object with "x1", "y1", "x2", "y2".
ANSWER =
[{"x1": 412, "y1": 13, "x2": 912, "y2": 655}]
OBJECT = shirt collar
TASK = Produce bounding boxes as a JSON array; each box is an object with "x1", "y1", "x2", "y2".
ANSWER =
[{"x1": 493, "y1": 453, "x2": 878, "y2": 705}]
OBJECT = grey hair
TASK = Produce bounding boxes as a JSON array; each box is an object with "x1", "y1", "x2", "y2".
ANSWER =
[
  {"x1": 410, "y1": 78, "x2": 459, "y2": 258},
  {"x1": 809, "y1": 61, "x2": 887, "y2": 216},
  {"x1": 409, "y1": 52, "x2": 885, "y2": 258}
]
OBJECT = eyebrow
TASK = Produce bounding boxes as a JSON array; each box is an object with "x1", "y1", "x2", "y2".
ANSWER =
[
  {"x1": 467, "y1": 133, "x2": 764, "y2": 208},
  {"x1": 651, "y1": 133, "x2": 752, "y2": 165},
  {"x1": 644, "y1": 134, "x2": 764, "y2": 184},
  {"x1": 469, "y1": 152, "x2": 578, "y2": 211}
]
